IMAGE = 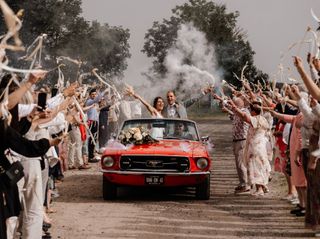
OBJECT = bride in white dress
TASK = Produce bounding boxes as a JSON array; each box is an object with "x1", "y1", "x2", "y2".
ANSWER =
[{"x1": 125, "y1": 86, "x2": 165, "y2": 139}]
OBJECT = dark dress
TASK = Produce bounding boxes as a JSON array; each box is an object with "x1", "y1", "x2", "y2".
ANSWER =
[
  {"x1": 0, "y1": 119, "x2": 51, "y2": 239},
  {"x1": 98, "y1": 105, "x2": 110, "y2": 148}
]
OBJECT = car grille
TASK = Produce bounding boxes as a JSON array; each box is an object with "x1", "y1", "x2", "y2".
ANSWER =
[{"x1": 120, "y1": 155, "x2": 190, "y2": 172}]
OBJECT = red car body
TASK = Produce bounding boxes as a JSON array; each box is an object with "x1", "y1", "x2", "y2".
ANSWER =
[{"x1": 101, "y1": 119, "x2": 211, "y2": 200}]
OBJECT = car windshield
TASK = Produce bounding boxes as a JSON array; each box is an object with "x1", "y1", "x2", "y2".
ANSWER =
[{"x1": 120, "y1": 119, "x2": 199, "y2": 141}]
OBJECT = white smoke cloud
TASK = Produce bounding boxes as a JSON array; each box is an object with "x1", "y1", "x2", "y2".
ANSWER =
[{"x1": 129, "y1": 22, "x2": 223, "y2": 102}]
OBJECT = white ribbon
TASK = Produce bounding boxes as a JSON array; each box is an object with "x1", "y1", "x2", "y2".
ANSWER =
[
  {"x1": 0, "y1": 62, "x2": 45, "y2": 74},
  {"x1": 92, "y1": 68, "x2": 121, "y2": 99},
  {"x1": 72, "y1": 96, "x2": 97, "y2": 149}
]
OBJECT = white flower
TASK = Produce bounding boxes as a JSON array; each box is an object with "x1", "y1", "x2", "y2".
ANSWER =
[
  {"x1": 118, "y1": 134, "x2": 125, "y2": 141},
  {"x1": 125, "y1": 132, "x2": 131, "y2": 139},
  {"x1": 133, "y1": 132, "x2": 143, "y2": 141}
]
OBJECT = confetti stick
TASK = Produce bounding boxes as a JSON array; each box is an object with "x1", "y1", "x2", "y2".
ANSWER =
[
  {"x1": 0, "y1": 0, "x2": 23, "y2": 47},
  {"x1": 278, "y1": 63, "x2": 284, "y2": 83},
  {"x1": 91, "y1": 68, "x2": 121, "y2": 99},
  {"x1": 0, "y1": 75, "x2": 13, "y2": 102},
  {"x1": 56, "y1": 64, "x2": 65, "y2": 88},
  {"x1": 261, "y1": 78, "x2": 267, "y2": 90},
  {"x1": 272, "y1": 78, "x2": 277, "y2": 92},
  {"x1": 221, "y1": 80, "x2": 237, "y2": 93},
  {"x1": 57, "y1": 56, "x2": 84, "y2": 84},
  {"x1": 0, "y1": 62, "x2": 47, "y2": 74},
  {"x1": 287, "y1": 77, "x2": 297, "y2": 82},
  {"x1": 232, "y1": 72, "x2": 241, "y2": 81},
  {"x1": 309, "y1": 30, "x2": 320, "y2": 58},
  {"x1": 57, "y1": 56, "x2": 81, "y2": 66},
  {"x1": 280, "y1": 40, "x2": 312, "y2": 61},
  {"x1": 20, "y1": 34, "x2": 47, "y2": 66},
  {"x1": 311, "y1": 8, "x2": 320, "y2": 31},
  {"x1": 72, "y1": 96, "x2": 97, "y2": 148},
  {"x1": 297, "y1": 27, "x2": 312, "y2": 56},
  {"x1": 280, "y1": 42, "x2": 298, "y2": 61},
  {"x1": 240, "y1": 62, "x2": 248, "y2": 82}
]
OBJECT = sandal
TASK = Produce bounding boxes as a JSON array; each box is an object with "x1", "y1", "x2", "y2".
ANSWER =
[
  {"x1": 252, "y1": 191, "x2": 264, "y2": 197},
  {"x1": 263, "y1": 186, "x2": 270, "y2": 193},
  {"x1": 46, "y1": 208, "x2": 57, "y2": 214}
]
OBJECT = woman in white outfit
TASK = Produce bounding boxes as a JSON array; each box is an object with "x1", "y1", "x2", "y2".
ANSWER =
[{"x1": 125, "y1": 87, "x2": 164, "y2": 138}]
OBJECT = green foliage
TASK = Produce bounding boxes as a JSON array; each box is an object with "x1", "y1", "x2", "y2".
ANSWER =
[
  {"x1": 0, "y1": 0, "x2": 131, "y2": 82},
  {"x1": 142, "y1": 0, "x2": 268, "y2": 87}
]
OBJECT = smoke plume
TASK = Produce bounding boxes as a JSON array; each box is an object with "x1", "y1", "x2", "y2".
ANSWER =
[{"x1": 137, "y1": 22, "x2": 222, "y2": 102}]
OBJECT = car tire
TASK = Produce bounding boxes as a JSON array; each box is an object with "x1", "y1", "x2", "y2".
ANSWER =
[
  {"x1": 195, "y1": 175, "x2": 210, "y2": 200},
  {"x1": 103, "y1": 176, "x2": 117, "y2": 200}
]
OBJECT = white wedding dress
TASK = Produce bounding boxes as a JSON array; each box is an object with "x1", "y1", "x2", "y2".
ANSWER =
[{"x1": 150, "y1": 112, "x2": 164, "y2": 139}]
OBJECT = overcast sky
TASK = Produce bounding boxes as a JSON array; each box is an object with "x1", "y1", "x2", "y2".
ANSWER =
[{"x1": 81, "y1": 0, "x2": 320, "y2": 83}]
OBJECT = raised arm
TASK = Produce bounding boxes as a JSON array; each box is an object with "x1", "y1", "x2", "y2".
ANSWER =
[
  {"x1": 228, "y1": 99, "x2": 251, "y2": 124},
  {"x1": 125, "y1": 85, "x2": 158, "y2": 116},
  {"x1": 243, "y1": 81, "x2": 257, "y2": 101},
  {"x1": 183, "y1": 86, "x2": 212, "y2": 108},
  {"x1": 8, "y1": 70, "x2": 47, "y2": 109},
  {"x1": 294, "y1": 56, "x2": 320, "y2": 100},
  {"x1": 261, "y1": 94, "x2": 273, "y2": 107},
  {"x1": 269, "y1": 110, "x2": 294, "y2": 124}
]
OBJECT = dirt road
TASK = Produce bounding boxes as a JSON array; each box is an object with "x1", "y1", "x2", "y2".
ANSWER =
[{"x1": 51, "y1": 116, "x2": 312, "y2": 238}]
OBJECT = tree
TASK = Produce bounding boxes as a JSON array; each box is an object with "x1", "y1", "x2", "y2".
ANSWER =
[
  {"x1": 142, "y1": 0, "x2": 268, "y2": 87},
  {"x1": 0, "y1": 0, "x2": 131, "y2": 82}
]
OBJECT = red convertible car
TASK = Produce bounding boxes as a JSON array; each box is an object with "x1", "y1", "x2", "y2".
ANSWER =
[{"x1": 100, "y1": 118, "x2": 211, "y2": 200}]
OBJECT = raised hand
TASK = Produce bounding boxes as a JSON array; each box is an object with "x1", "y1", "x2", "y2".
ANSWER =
[
  {"x1": 310, "y1": 96, "x2": 318, "y2": 108},
  {"x1": 211, "y1": 93, "x2": 222, "y2": 101},
  {"x1": 124, "y1": 84, "x2": 135, "y2": 96},
  {"x1": 63, "y1": 82, "x2": 78, "y2": 97},
  {"x1": 290, "y1": 85, "x2": 301, "y2": 101},
  {"x1": 28, "y1": 70, "x2": 47, "y2": 84},
  {"x1": 227, "y1": 99, "x2": 236, "y2": 108},
  {"x1": 203, "y1": 85, "x2": 214, "y2": 94},
  {"x1": 312, "y1": 57, "x2": 320, "y2": 72},
  {"x1": 293, "y1": 56, "x2": 303, "y2": 69}
]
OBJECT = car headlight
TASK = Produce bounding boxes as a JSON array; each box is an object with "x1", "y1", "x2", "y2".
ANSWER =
[
  {"x1": 196, "y1": 158, "x2": 208, "y2": 170},
  {"x1": 103, "y1": 156, "x2": 114, "y2": 167}
]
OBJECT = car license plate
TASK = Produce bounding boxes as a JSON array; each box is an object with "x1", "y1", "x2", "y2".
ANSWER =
[{"x1": 145, "y1": 175, "x2": 164, "y2": 185}]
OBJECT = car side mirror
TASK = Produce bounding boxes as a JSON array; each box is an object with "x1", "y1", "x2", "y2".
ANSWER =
[{"x1": 201, "y1": 136, "x2": 210, "y2": 142}]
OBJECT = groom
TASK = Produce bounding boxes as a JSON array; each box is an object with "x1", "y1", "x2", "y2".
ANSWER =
[{"x1": 163, "y1": 87, "x2": 212, "y2": 119}]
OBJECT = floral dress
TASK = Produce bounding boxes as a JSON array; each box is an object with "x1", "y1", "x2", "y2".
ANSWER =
[{"x1": 244, "y1": 115, "x2": 271, "y2": 186}]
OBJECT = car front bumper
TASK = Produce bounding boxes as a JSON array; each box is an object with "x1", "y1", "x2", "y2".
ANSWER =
[{"x1": 101, "y1": 169, "x2": 210, "y2": 187}]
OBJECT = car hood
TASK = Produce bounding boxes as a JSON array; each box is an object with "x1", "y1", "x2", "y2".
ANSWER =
[{"x1": 104, "y1": 140, "x2": 209, "y2": 158}]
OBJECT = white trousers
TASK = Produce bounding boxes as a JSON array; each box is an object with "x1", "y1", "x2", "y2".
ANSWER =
[
  {"x1": 68, "y1": 126, "x2": 83, "y2": 167},
  {"x1": 6, "y1": 216, "x2": 18, "y2": 239},
  {"x1": 21, "y1": 159, "x2": 43, "y2": 239}
]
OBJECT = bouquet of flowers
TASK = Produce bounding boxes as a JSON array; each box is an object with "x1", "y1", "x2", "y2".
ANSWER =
[{"x1": 118, "y1": 126, "x2": 158, "y2": 145}]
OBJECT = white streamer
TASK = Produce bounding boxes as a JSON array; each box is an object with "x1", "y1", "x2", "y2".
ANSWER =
[
  {"x1": 0, "y1": 63, "x2": 45, "y2": 74},
  {"x1": 72, "y1": 96, "x2": 97, "y2": 148},
  {"x1": 91, "y1": 68, "x2": 121, "y2": 99}
]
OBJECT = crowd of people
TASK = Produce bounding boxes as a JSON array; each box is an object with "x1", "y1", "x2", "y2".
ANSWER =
[
  {"x1": 0, "y1": 1, "x2": 320, "y2": 238},
  {"x1": 0, "y1": 61, "x2": 212, "y2": 239},
  {"x1": 1, "y1": 54, "x2": 320, "y2": 238},
  {"x1": 213, "y1": 54, "x2": 320, "y2": 236}
]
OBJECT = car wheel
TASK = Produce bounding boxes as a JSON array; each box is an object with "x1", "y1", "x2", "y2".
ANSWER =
[
  {"x1": 195, "y1": 175, "x2": 210, "y2": 200},
  {"x1": 103, "y1": 176, "x2": 117, "y2": 200}
]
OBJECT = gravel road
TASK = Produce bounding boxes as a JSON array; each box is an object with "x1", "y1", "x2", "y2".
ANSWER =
[{"x1": 51, "y1": 116, "x2": 312, "y2": 239}]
